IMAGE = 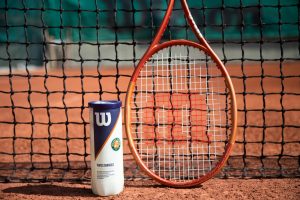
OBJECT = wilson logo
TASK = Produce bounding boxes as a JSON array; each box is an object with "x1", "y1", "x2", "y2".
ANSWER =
[{"x1": 95, "y1": 112, "x2": 111, "y2": 126}]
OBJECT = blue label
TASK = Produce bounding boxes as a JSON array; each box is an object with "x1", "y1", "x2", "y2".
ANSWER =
[{"x1": 93, "y1": 108, "x2": 120, "y2": 159}]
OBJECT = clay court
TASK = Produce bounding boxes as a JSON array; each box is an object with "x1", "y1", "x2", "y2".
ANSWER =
[
  {"x1": 0, "y1": 62, "x2": 299, "y2": 199},
  {"x1": 0, "y1": 0, "x2": 299, "y2": 199},
  {"x1": 0, "y1": 179, "x2": 299, "y2": 199}
]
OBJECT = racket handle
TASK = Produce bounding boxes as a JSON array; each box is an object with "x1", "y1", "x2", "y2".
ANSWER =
[
  {"x1": 180, "y1": 0, "x2": 204, "y2": 43},
  {"x1": 149, "y1": 0, "x2": 175, "y2": 49}
]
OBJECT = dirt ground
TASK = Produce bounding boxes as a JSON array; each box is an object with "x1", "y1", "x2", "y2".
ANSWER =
[
  {"x1": 0, "y1": 179, "x2": 299, "y2": 200},
  {"x1": 0, "y1": 62, "x2": 299, "y2": 199},
  {"x1": 0, "y1": 62, "x2": 299, "y2": 165}
]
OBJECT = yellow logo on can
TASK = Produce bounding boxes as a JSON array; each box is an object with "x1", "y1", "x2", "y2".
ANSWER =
[{"x1": 111, "y1": 138, "x2": 121, "y2": 151}]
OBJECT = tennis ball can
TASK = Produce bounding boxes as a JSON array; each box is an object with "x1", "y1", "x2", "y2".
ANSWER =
[{"x1": 89, "y1": 101, "x2": 124, "y2": 196}]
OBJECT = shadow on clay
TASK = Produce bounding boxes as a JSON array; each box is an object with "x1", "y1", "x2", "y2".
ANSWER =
[
  {"x1": 2, "y1": 184, "x2": 97, "y2": 197},
  {"x1": 124, "y1": 180, "x2": 203, "y2": 189}
]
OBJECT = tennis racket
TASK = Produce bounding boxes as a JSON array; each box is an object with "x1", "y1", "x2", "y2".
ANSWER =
[{"x1": 125, "y1": 0, "x2": 237, "y2": 187}]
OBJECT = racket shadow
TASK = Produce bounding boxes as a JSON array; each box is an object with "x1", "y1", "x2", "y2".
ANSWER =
[{"x1": 125, "y1": 180, "x2": 203, "y2": 189}]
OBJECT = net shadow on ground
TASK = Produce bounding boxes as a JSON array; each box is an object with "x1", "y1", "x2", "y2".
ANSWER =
[{"x1": 0, "y1": 157, "x2": 299, "y2": 183}]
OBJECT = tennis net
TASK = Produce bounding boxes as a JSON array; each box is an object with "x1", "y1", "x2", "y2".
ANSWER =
[{"x1": 0, "y1": 0, "x2": 299, "y2": 182}]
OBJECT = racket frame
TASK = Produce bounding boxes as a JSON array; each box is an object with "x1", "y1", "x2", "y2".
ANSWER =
[{"x1": 125, "y1": 0, "x2": 237, "y2": 187}]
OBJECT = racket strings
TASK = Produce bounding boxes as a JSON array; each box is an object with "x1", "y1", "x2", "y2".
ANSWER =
[{"x1": 131, "y1": 46, "x2": 230, "y2": 181}]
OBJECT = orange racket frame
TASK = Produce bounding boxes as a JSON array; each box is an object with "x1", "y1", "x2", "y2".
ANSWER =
[{"x1": 125, "y1": 0, "x2": 237, "y2": 187}]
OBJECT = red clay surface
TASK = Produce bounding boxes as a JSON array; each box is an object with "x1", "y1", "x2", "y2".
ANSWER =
[
  {"x1": 0, "y1": 179, "x2": 299, "y2": 200},
  {"x1": 0, "y1": 61, "x2": 299, "y2": 198},
  {"x1": 0, "y1": 62, "x2": 298, "y2": 161}
]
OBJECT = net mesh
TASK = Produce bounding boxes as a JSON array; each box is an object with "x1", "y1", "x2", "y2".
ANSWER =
[{"x1": 0, "y1": 0, "x2": 299, "y2": 182}]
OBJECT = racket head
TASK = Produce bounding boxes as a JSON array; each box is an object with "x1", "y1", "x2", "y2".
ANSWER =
[{"x1": 125, "y1": 40, "x2": 237, "y2": 187}]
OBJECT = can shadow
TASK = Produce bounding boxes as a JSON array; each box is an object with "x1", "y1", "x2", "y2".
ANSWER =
[{"x1": 2, "y1": 184, "x2": 97, "y2": 197}]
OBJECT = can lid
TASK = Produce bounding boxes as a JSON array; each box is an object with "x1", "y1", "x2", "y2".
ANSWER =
[{"x1": 88, "y1": 100, "x2": 122, "y2": 109}]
